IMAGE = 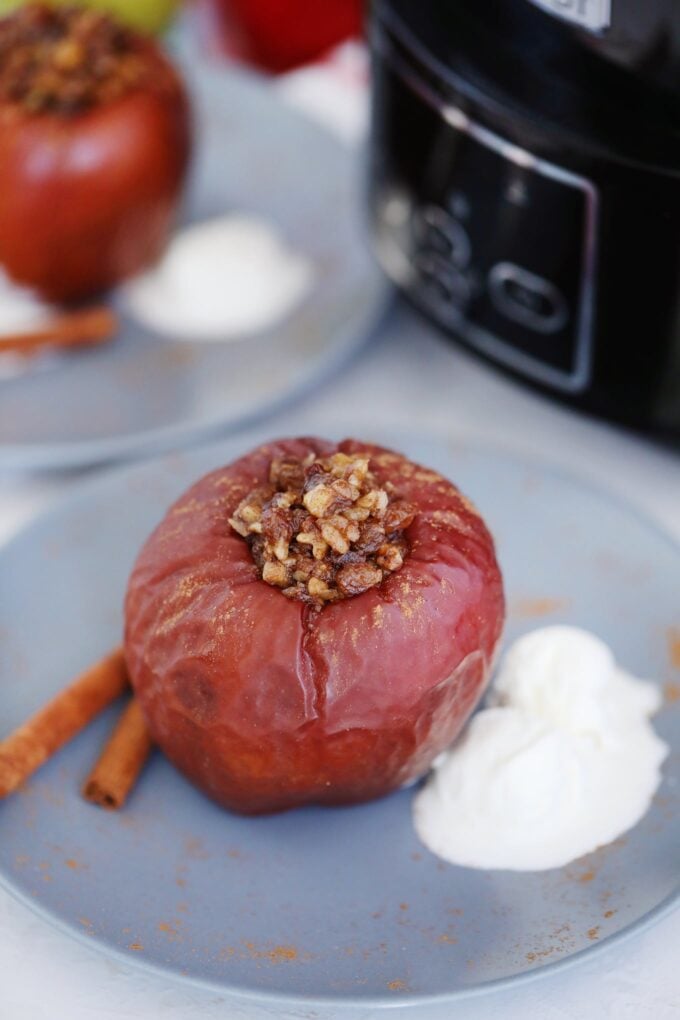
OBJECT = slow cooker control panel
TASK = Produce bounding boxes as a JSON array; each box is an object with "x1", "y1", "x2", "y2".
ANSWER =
[
  {"x1": 372, "y1": 66, "x2": 600, "y2": 395},
  {"x1": 402, "y1": 110, "x2": 598, "y2": 393}
]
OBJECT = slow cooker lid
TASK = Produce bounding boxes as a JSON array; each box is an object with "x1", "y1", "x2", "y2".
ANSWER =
[{"x1": 374, "y1": 0, "x2": 680, "y2": 169}]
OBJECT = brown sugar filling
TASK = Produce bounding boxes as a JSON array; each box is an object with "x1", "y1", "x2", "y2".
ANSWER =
[
  {"x1": 229, "y1": 452, "x2": 417, "y2": 606},
  {"x1": 0, "y1": 5, "x2": 150, "y2": 115}
]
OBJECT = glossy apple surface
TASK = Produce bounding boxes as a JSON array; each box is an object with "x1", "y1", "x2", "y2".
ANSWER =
[
  {"x1": 0, "y1": 39, "x2": 190, "y2": 303},
  {"x1": 217, "y1": 0, "x2": 363, "y2": 72},
  {"x1": 124, "y1": 438, "x2": 505, "y2": 814}
]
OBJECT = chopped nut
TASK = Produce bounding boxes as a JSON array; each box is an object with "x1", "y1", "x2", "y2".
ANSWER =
[
  {"x1": 240, "y1": 505, "x2": 261, "y2": 525},
  {"x1": 228, "y1": 516, "x2": 249, "y2": 538},
  {"x1": 319, "y1": 522, "x2": 349, "y2": 556},
  {"x1": 303, "y1": 484, "x2": 337, "y2": 518},
  {"x1": 335, "y1": 454, "x2": 370, "y2": 488},
  {"x1": 229, "y1": 486, "x2": 273, "y2": 536},
  {"x1": 342, "y1": 504, "x2": 372, "y2": 522},
  {"x1": 329, "y1": 478, "x2": 356, "y2": 503},
  {"x1": 319, "y1": 515, "x2": 360, "y2": 555},
  {"x1": 357, "y1": 489, "x2": 389, "y2": 516},
  {"x1": 308, "y1": 576, "x2": 339, "y2": 601},
  {"x1": 262, "y1": 560, "x2": 290, "y2": 587},
  {"x1": 229, "y1": 450, "x2": 416, "y2": 606},
  {"x1": 376, "y1": 543, "x2": 404, "y2": 571},
  {"x1": 296, "y1": 526, "x2": 329, "y2": 561},
  {"x1": 270, "y1": 491, "x2": 297, "y2": 510},
  {"x1": 272, "y1": 538, "x2": 289, "y2": 562}
]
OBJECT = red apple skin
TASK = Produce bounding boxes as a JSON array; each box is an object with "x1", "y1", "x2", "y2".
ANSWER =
[
  {"x1": 0, "y1": 41, "x2": 191, "y2": 303},
  {"x1": 124, "y1": 438, "x2": 505, "y2": 815},
  {"x1": 219, "y1": 0, "x2": 363, "y2": 72}
]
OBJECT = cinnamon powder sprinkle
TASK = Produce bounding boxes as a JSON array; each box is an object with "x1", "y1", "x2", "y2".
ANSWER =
[
  {"x1": 241, "y1": 941, "x2": 299, "y2": 963},
  {"x1": 387, "y1": 979, "x2": 408, "y2": 991},
  {"x1": 667, "y1": 628, "x2": 680, "y2": 670},
  {"x1": 266, "y1": 945, "x2": 298, "y2": 963},
  {"x1": 664, "y1": 682, "x2": 680, "y2": 704},
  {"x1": 510, "y1": 597, "x2": 571, "y2": 619}
]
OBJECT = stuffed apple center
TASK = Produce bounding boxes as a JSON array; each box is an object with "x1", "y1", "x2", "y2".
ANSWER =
[
  {"x1": 229, "y1": 451, "x2": 417, "y2": 606},
  {"x1": 0, "y1": 5, "x2": 152, "y2": 115}
]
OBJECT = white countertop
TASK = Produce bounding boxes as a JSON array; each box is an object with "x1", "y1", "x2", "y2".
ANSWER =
[{"x1": 1, "y1": 305, "x2": 679, "y2": 1019}]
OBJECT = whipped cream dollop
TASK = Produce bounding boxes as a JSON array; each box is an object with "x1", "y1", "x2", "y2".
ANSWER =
[
  {"x1": 122, "y1": 214, "x2": 313, "y2": 341},
  {"x1": 0, "y1": 267, "x2": 53, "y2": 337},
  {"x1": 413, "y1": 626, "x2": 668, "y2": 871}
]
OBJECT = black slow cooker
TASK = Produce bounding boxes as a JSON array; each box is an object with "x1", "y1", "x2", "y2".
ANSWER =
[{"x1": 368, "y1": 0, "x2": 680, "y2": 439}]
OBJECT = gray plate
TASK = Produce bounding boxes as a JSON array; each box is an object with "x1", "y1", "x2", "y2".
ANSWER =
[
  {"x1": 0, "y1": 68, "x2": 386, "y2": 472},
  {"x1": 0, "y1": 427, "x2": 678, "y2": 1014}
]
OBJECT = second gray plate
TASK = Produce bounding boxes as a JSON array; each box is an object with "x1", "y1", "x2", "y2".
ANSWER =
[{"x1": 0, "y1": 67, "x2": 386, "y2": 471}]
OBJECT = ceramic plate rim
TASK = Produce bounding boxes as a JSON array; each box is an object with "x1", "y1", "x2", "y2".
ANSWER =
[
  {"x1": 0, "y1": 297, "x2": 388, "y2": 473},
  {"x1": 0, "y1": 865, "x2": 677, "y2": 1011}
]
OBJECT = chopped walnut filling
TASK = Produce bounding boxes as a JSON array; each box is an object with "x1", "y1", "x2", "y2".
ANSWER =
[
  {"x1": 0, "y1": 5, "x2": 150, "y2": 115},
  {"x1": 229, "y1": 452, "x2": 417, "y2": 606}
]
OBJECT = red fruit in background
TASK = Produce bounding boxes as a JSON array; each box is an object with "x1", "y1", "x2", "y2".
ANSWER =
[
  {"x1": 0, "y1": 7, "x2": 191, "y2": 303},
  {"x1": 124, "y1": 437, "x2": 505, "y2": 816},
  {"x1": 214, "y1": 0, "x2": 363, "y2": 72}
]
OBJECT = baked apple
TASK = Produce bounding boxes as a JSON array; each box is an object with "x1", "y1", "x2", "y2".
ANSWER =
[
  {"x1": 0, "y1": 4, "x2": 191, "y2": 303},
  {"x1": 124, "y1": 438, "x2": 505, "y2": 814}
]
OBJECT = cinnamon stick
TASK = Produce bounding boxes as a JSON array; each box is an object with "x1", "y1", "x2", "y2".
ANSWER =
[
  {"x1": 0, "y1": 647, "x2": 128, "y2": 798},
  {"x1": 82, "y1": 698, "x2": 152, "y2": 810},
  {"x1": 0, "y1": 306, "x2": 117, "y2": 356}
]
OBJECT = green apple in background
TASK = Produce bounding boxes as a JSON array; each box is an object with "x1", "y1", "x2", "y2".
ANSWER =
[{"x1": 0, "y1": 0, "x2": 183, "y2": 34}]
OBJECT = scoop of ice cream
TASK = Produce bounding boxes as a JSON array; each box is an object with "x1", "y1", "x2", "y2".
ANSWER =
[
  {"x1": 413, "y1": 626, "x2": 668, "y2": 871},
  {"x1": 490, "y1": 626, "x2": 661, "y2": 748},
  {"x1": 123, "y1": 215, "x2": 313, "y2": 341}
]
